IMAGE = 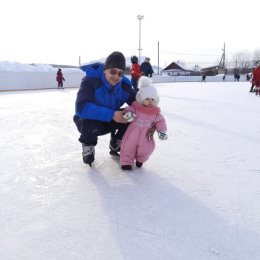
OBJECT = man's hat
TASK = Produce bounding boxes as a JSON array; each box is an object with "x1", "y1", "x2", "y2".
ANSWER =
[{"x1": 104, "y1": 51, "x2": 126, "y2": 71}]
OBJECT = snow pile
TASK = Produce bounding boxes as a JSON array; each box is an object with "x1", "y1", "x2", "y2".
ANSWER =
[
  {"x1": 0, "y1": 61, "x2": 85, "y2": 91},
  {"x1": 0, "y1": 61, "x2": 39, "y2": 72}
]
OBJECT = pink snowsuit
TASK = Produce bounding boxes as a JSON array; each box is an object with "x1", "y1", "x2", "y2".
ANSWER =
[{"x1": 120, "y1": 101, "x2": 167, "y2": 166}]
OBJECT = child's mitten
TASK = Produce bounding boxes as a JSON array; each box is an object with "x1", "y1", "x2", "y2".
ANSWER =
[{"x1": 158, "y1": 131, "x2": 168, "y2": 140}]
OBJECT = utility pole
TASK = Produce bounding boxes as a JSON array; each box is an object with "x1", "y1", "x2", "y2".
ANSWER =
[
  {"x1": 137, "y1": 15, "x2": 144, "y2": 63},
  {"x1": 158, "y1": 41, "x2": 160, "y2": 74},
  {"x1": 219, "y1": 43, "x2": 225, "y2": 69},
  {"x1": 222, "y1": 43, "x2": 225, "y2": 69}
]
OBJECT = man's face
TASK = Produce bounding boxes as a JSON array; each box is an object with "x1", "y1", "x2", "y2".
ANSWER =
[{"x1": 104, "y1": 68, "x2": 124, "y2": 86}]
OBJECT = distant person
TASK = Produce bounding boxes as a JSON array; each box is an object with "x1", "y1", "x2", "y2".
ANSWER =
[
  {"x1": 223, "y1": 75, "x2": 226, "y2": 81},
  {"x1": 252, "y1": 62, "x2": 260, "y2": 96},
  {"x1": 73, "y1": 51, "x2": 136, "y2": 166},
  {"x1": 141, "y1": 57, "x2": 154, "y2": 77},
  {"x1": 201, "y1": 75, "x2": 206, "y2": 82},
  {"x1": 234, "y1": 73, "x2": 240, "y2": 81},
  {"x1": 249, "y1": 69, "x2": 256, "y2": 92},
  {"x1": 120, "y1": 76, "x2": 168, "y2": 171},
  {"x1": 56, "y1": 68, "x2": 65, "y2": 89},
  {"x1": 130, "y1": 55, "x2": 142, "y2": 91}
]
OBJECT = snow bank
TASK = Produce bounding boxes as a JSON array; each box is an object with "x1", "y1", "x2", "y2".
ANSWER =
[
  {"x1": 0, "y1": 61, "x2": 247, "y2": 91},
  {"x1": 152, "y1": 74, "x2": 247, "y2": 83},
  {"x1": 0, "y1": 61, "x2": 85, "y2": 91}
]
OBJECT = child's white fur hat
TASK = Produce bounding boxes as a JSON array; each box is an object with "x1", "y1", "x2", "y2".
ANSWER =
[{"x1": 136, "y1": 76, "x2": 159, "y2": 105}]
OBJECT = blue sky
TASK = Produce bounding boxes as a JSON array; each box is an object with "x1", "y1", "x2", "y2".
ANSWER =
[{"x1": 1, "y1": 0, "x2": 259, "y2": 66}]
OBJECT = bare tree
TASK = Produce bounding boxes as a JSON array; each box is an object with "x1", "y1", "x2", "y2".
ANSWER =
[
  {"x1": 232, "y1": 50, "x2": 251, "y2": 73},
  {"x1": 252, "y1": 48, "x2": 260, "y2": 64}
]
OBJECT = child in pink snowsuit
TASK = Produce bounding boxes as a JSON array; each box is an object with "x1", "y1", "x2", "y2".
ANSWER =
[{"x1": 120, "y1": 76, "x2": 168, "y2": 171}]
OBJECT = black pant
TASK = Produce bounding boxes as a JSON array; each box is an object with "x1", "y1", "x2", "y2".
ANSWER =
[
  {"x1": 73, "y1": 115, "x2": 128, "y2": 145},
  {"x1": 58, "y1": 81, "x2": 63, "y2": 88},
  {"x1": 131, "y1": 77, "x2": 139, "y2": 91},
  {"x1": 250, "y1": 84, "x2": 255, "y2": 92}
]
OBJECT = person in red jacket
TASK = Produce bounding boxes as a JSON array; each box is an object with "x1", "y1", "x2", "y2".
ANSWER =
[
  {"x1": 252, "y1": 62, "x2": 260, "y2": 96},
  {"x1": 130, "y1": 55, "x2": 142, "y2": 91},
  {"x1": 56, "y1": 68, "x2": 65, "y2": 89}
]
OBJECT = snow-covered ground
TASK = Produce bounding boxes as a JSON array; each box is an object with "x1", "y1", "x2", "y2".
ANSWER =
[{"x1": 1, "y1": 81, "x2": 260, "y2": 260}]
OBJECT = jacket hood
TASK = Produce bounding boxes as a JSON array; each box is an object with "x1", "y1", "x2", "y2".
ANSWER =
[{"x1": 81, "y1": 62, "x2": 132, "y2": 87}]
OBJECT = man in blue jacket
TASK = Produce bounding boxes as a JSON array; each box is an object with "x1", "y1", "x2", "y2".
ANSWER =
[{"x1": 73, "y1": 51, "x2": 136, "y2": 166}]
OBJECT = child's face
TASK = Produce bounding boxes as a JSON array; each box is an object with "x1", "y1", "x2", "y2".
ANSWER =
[{"x1": 143, "y1": 98, "x2": 157, "y2": 107}]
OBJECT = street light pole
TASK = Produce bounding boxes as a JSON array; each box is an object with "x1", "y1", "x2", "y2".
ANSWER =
[{"x1": 137, "y1": 15, "x2": 144, "y2": 63}]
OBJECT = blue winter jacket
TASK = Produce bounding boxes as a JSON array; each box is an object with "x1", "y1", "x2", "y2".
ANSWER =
[
  {"x1": 141, "y1": 62, "x2": 154, "y2": 77},
  {"x1": 75, "y1": 63, "x2": 136, "y2": 122}
]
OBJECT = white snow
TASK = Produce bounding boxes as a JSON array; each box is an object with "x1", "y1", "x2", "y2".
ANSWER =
[
  {"x1": 0, "y1": 61, "x2": 85, "y2": 91},
  {"x1": 1, "y1": 81, "x2": 260, "y2": 260}
]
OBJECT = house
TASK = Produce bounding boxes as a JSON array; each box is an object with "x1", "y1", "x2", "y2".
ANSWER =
[
  {"x1": 162, "y1": 61, "x2": 201, "y2": 76},
  {"x1": 200, "y1": 65, "x2": 220, "y2": 76}
]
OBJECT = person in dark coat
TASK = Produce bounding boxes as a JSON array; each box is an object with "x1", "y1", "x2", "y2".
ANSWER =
[
  {"x1": 234, "y1": 73, "x2": 240, "y2": 81},
  {"x1": 141, "y1": 57, "x2": 154, "y2": 77},
  {"x1": 73, "y1": 51, "x2": 136, "y2": 166},
  {"x1": 56, "y1": 68, "x2": 65, "y2": 89},
  {"x1": 249, "y1": 69, "x2": 256, "y2": 92}
]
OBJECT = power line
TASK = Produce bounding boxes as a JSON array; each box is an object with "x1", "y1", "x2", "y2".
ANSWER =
[{"x1": 159, "y1": 51, "x2": 220, "y2": 57}]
